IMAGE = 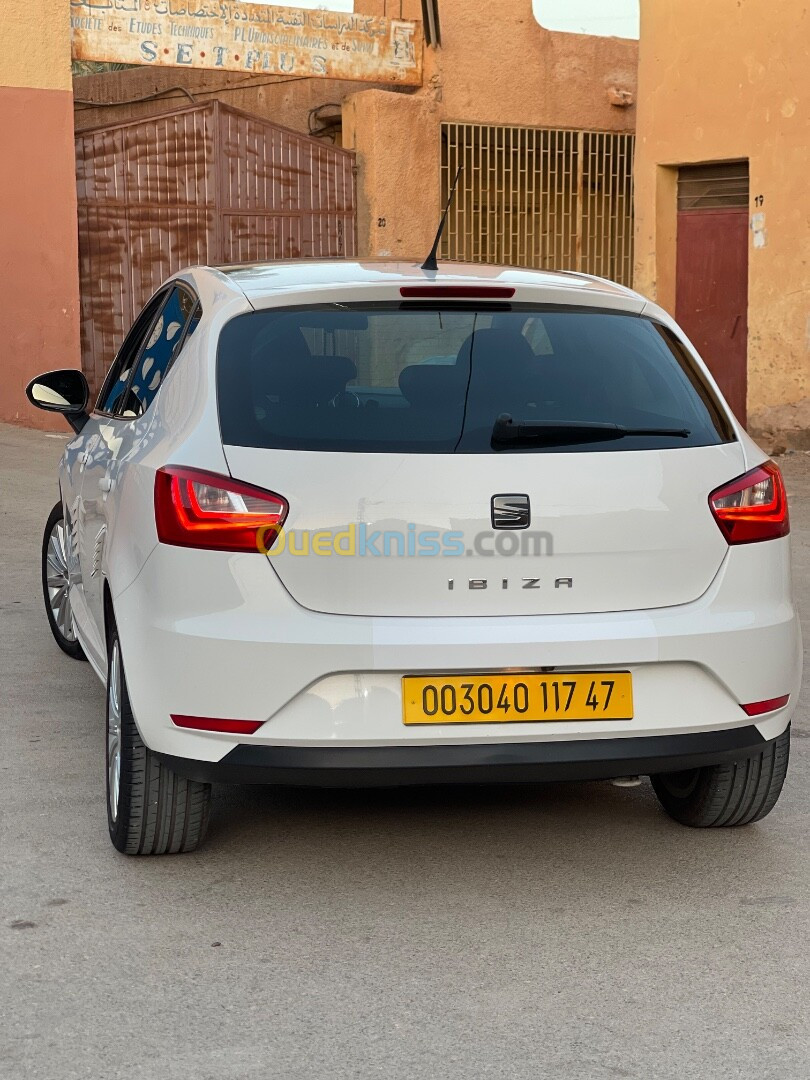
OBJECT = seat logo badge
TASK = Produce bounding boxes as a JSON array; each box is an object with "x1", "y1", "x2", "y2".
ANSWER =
[{"x1": 491, "y1": 494, "x2": 531, "y2": 530}]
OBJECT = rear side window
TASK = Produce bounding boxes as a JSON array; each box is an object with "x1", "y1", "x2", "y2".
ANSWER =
[
  {"x1": 125, "y1": 287, "x2": 199, "y2": 417},
  {"x1": 97, "y1": 290, "x2": 168, "y2": 415},
  {"x1": 217, "y1": 305, "x2": 734, "y2": 453}
]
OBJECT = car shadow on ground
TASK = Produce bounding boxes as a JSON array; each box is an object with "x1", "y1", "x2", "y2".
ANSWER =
[{"x1": 177, "y1": 775, "x2": 792, "y2": 909}]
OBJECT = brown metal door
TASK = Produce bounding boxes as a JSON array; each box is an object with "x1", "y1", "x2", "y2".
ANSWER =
[
  {"x1": 75, "y1": 101, "x2": 357, "y2": 396},
  {"x1": 676, "y1": 207, "x2": 749, "y2": 423}
]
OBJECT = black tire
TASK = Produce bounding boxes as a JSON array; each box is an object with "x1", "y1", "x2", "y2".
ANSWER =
[
  {"x1": 651, "y1": 726, "x2": 790, "y2": 827},
  {"x1": 42, "y1": 501, "x2": 86, "y2": 660},
  {"x1": 106, "y1": 623, "x2": 211, "y2": 854}
]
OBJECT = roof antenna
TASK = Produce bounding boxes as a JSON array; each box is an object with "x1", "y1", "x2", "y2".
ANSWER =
[{"x1": 421, "y1": 165, "x2": 463, "y2": 272}]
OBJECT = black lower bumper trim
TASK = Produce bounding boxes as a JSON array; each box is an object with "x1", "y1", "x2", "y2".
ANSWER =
[{"x1": 155, "y1": 725, "x2": 767, "y2": 788}]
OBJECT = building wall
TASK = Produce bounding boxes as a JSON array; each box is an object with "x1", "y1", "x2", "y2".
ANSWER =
[
  {"x1": 56, "y1": 1, "x2": 634, "y2": 431},
  {"x1": 0, "y1": 0, "x2": 82, "y2": 429},
  {"x1": 73, "y1": 64, "x2": 381, "y2": 142},
  {"x1": 634, "y1": 0, "x2": 810, "y2": 441},
  {"x1": 344, "y1": 0, "x2": 637, "y2": 262},
  {"x1": 73, "y1": 0, "x2": 637, "y2": 268}
]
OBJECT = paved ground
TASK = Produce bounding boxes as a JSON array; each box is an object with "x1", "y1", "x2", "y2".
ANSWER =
[{"x1": 1, "y1": 422, "x2": 808, "y2": 1080}]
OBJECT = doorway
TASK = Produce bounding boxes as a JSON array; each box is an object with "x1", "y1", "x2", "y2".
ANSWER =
[{"x1": 675, "y1": 161, "x2": 749, "y2": 423}]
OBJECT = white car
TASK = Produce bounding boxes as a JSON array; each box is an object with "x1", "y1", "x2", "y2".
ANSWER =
[{"x1": 29, "y1": 260, "x2": 801, "y2": 855}]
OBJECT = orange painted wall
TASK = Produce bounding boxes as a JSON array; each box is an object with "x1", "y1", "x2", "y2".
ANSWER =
[
  {"x1": 0, "y1": 0, "x2": 81, "y2": 430},
  {"x1": 634, "y1": 0, "x2": 810, "y2": 432}
]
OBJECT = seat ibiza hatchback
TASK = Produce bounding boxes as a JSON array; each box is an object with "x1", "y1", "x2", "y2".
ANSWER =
[{"x1": 29, "y1": 261, "x2": 801, "y2": 854}]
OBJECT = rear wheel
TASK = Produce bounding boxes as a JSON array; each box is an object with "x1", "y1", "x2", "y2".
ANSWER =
[
  {"x1": 651, "y1": 727, "x2": 790, "y2": 827},
  {"x1": 106, "y1": 624, "x2": 211, "y2": 854},
  {"x1": 42, "y1": 501, "x2": 85, "y2": 660}
]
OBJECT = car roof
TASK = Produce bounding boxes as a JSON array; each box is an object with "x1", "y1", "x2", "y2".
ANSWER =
[{"x1": 204, "y1": 259, "x2": 643, "y2": 306}]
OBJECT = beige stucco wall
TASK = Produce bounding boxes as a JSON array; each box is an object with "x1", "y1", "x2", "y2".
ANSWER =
[
  {"x1": 345, "y1": 0, "x2": 637, "y2": 262},
  {"x1": 634, "y1": 0, "x2": 810, "y2": 436},
  {"x1": 1, "y1": 0, "x2": 72, "y2": 91}
]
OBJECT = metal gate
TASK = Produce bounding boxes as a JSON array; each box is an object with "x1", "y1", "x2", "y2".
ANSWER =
[
  {"x1": 676, "y1": 162, "x2": 750, "y2": 422},
  {"x1": 440, "y1": 122, "x2": 634, "y2": 286},
  {"x1": 75, "y1": 100, "x2": 357, "y2": 392}
]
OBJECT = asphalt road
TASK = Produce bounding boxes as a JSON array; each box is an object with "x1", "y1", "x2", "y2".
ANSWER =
[{"x1": 2, "y1": 422, "x2": 808, "y2": 1080}]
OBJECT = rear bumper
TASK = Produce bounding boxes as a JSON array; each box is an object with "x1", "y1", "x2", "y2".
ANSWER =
[
  {"x1": 114, "y1": 539, "x2": 801, "y2": 764},
  {"x1": 156, "y1": 724, "x2": 771, "y2": 787}
]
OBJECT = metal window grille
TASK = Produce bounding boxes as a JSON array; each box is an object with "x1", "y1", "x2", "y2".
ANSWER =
[
  {"x1": 677, "y1": 162, "x2": 749, "y2": 211},
  {"x1": 440, "y1": 122, "x2": 635, "y2": 286}
]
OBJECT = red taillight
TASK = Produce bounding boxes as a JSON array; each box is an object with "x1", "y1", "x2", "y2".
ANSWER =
[
  {"x1": 399, "y1": 286, "x2": 516, "y2": 299},
  {"x1": 709, "y1": 461, "x2": 789, "y2": 544},
  {"x1": 155, "y1": 467, "x2": 288, "y2": 552},
  {"x1": 740, "y1": 695, "x2": 790, "y2": 717},
  {"x1": 171, "y1": 714, "x2": 264, "y2": 735}
]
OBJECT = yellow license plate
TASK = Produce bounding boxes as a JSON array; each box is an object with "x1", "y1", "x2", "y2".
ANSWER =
[{"x1": 402, "y1": 672, "x2": 633, "y2": 725}]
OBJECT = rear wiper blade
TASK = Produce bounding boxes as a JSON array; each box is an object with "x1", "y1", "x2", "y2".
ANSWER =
[{"x1": 491, "y1": 413, "x2": 691, "y2": 447}]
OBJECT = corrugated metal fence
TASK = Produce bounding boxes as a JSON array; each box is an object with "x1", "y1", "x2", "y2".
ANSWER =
[
  {"x1": 440, "y1": 122, "x2": 634, "y2": 286},
  {"x1": 75, "y1": 100, "x2": 357, "y2": 392}
]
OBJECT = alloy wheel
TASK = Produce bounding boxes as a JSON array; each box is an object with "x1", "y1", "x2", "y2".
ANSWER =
[
  {"x1": 45, "y1": 518, "x2": 76, "y2": 643},
  {"x1": 107, "y1": 639, "x2": 122, "y2": 822}
]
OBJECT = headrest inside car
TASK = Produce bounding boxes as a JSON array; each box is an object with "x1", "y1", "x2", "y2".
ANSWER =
[{"x1": 252, "y1": 331, "x2": 357, "y2": 406}]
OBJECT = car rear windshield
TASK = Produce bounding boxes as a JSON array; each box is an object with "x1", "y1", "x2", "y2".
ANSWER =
[{"x1": 216, "y1": 304, "x2": 735, "y2": 453}]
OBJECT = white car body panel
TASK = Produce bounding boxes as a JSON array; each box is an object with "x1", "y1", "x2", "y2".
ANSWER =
[
  {"x1": 113, "y1": 535, "x2": 800, "y2": 762},
  {"x1": 52, "y1": 260, "x2": 800, "y2": 778},
  {"x1": 223, "y1": 442, "x2": 744, "y2": 617}
]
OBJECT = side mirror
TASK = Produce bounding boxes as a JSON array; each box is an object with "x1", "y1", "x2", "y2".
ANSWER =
[{"x1": 26, "y1": 369, "x2": 90, "y2": 432}]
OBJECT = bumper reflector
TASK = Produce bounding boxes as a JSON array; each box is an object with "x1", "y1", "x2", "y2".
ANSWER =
[
  {"x1": 740, "y1": 695, "x2": 790, "y2": 717},
  {"x1": 171, "y1": 715, "x2": 264, "y2": 735}
]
